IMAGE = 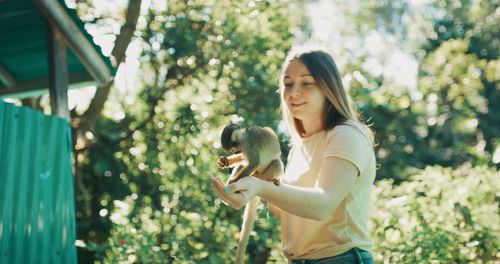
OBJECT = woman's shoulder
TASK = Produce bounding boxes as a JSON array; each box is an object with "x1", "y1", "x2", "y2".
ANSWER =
[
  {"x1": 326, "y1": 120, "x2": 372, "y2": 145},
  {"x1": 327, "y1": 120, "x2": 364, "y2": 135}
]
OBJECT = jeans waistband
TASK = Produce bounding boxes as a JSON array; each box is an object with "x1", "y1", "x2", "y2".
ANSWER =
[{"x1": 291, "y1": 248, "x2": 374, "y2": 264}]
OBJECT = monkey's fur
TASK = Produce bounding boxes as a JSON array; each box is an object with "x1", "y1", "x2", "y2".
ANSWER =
[{"x1": 217, "y1": 124, "x2": 283, "y2": 264}]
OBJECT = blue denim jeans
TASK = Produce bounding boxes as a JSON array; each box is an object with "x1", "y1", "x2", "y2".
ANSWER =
[{"x1": 291, "y1": 248, "x2": 375, "y2": 264}]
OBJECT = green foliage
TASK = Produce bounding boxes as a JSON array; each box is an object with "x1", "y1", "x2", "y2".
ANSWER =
[
  {"x1": 76, "y1": 0, "x2": 306, "y2": 263},
  {"x1": 341, "y1": 0, "x2": 499, "y2": 181},
  {"x1": 74, "y1": 0, "x2": 500, "y2": 262},
  {"x1": 370, "y1": 164, "x2": 499, "y2": 263}
]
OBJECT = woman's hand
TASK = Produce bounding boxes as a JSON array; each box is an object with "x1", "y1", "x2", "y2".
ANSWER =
[{"x1": 210, "y1": 176, "x2": 262, "y2": 209}]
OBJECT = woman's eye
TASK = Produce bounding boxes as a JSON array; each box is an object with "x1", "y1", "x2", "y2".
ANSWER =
[
  {"x1": 284, "y1": 83, "x2": 293, "y2": 88},
  {"x1": 303, "y1": 82, "x2": 313, "y2": 87}
]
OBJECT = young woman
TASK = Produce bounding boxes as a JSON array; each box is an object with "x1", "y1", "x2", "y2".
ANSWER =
[{"x1": 211, "y1": 47, "x2": 376, "y2": 263}]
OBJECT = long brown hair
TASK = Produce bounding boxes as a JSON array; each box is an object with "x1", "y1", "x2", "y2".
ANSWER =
[{"x1": 279, "y1": 46, "x2": 374, "y2": 144}]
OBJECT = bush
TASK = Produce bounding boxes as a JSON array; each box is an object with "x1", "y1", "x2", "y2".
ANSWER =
[
  {"x1": 86, "y1": 164, "x2": 498, "y2": 263},
  {"x1": 370, "y1": 164, "x2": 499, "y2": 263}
]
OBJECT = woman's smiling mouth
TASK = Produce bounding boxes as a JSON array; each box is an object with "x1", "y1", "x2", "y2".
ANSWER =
[{"x1": 291, "y1": 102, "x2": 306, "y2": 107}]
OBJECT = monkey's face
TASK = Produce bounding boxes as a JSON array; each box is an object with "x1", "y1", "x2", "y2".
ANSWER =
[
  {"x1": 229, "y1": 130, "x2": 244, "y2": 153},
  {"x1": 221, "y1": 124, "x2": 241, "y2": 153}
]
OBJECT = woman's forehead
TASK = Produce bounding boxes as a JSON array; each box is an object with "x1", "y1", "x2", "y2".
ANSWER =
[{"x1": 284, "y1": 60, "x2": 311, "y2": 78}]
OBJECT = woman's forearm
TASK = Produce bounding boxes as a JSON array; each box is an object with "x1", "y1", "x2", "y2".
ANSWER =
[
  {"x1": 257, "y1": 180, "x2": 334, "y2": 221},
  {"x1": 256, "y1": 157, "x2": 359, "y2": 221}
]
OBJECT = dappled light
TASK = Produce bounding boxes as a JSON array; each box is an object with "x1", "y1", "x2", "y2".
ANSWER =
[{"x1": 50, "y1": 0, "x2": 500, "y2": 263}]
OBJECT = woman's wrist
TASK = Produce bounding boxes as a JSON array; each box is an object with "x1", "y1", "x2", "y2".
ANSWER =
[
  {"x1": 252, "y1": 176, "x2": 266, "y2": 196},
  {"x1": 254, "y1": 177, "x2": 278, "y2": 197}
]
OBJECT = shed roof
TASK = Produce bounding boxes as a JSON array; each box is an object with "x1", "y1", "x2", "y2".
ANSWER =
[{"x1": 0, "y1": 0, "x2": 115, "y2": 98}]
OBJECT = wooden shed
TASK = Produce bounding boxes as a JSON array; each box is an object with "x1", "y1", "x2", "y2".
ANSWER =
[
  {"x1": 0, "y1": 0, "x2": 114, "y2": 263},
  {"x1": 0, "y1": 0, "x2": 114, "y2": 119}
]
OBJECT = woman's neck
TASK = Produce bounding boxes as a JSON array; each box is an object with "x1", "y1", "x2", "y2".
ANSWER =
[{"x1": 297, "y1": 117, "x2": 324, "y2": 138}]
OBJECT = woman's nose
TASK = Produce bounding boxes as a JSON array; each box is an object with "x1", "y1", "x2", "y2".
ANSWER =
[{"x1": 290, "y1": 83, "x2": 302, "y2": 96}]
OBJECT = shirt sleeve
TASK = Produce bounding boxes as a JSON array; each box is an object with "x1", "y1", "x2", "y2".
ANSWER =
[{"x1": 324, "y1": 125, "x2": 372, "y2": 176}]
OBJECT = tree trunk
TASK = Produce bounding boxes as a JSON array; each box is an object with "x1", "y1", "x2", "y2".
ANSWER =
[
  {"x1": 79, "y1": 0, "x2": 142, "y2": 133},
  {"x1": 74, "y1": 0, "x2": 142, "y2": 218}
]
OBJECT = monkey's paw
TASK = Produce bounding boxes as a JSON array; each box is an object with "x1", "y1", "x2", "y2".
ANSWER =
[{"x1": 217, "y1": 156, "x2": 229, "y2": 168}]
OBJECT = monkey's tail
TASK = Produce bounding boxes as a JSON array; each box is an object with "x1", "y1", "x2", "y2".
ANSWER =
[{"x1": 235, "y1": 196, "x2": 259, "y2": 264}]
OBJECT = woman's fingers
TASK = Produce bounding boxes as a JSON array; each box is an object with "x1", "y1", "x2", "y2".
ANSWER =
[
  {"x1": 211, "y1": 177, "x2": 240, "y2": 208},
  {"x1": 210, "y1": 178, "x2": 230, "y2": 206},
  {"x1": 210, "y1": 177, "x2": 247, "y2": 209},
  {"x1": 211, "y1": 177, "x2": 234, "y2": 206}
]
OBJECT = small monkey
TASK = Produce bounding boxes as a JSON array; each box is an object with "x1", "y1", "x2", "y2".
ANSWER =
[{"x1": 217, "y1": 123, "x2": 283, "y2": 264}]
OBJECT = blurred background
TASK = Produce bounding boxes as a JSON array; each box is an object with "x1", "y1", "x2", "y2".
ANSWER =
[{"x1": 4, "y1": 0, "x2": 498, "y2": 263}]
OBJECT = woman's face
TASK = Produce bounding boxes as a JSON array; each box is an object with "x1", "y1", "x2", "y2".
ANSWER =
[{"x1": 283, "y1": 59, "x2": 327, "y2": 122}]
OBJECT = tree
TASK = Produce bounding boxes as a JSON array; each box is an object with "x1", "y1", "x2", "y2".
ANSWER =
[
  {"x1": 76, "y1": 0, "x2": 307, "y2": 262},
  {"x1": 419, "y1": 0, "x2": 499, "y2": 164},
  {"x1": 66, "y1": 0, "x2": 143, "y2": 261},
  {"x1": 326, "y1": 0, "x2": 499, "y2": 181}
]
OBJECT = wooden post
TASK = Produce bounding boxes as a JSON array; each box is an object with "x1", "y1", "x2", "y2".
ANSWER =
[
  {"x1": 47, "y1": 20, "x2": 70, "y2": 121},
  {"x1": 34, "y1": 0, "x2": 111, "y2": 86},
  {"x1": 0, "y1": 65, "x2": 17, "y2": 89}
]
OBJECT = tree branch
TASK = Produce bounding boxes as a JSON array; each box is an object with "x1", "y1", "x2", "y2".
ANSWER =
[
  {"x1": 79, "y1": 0, "x2": 142, "y2": 133},
  {"x1": 73, "y1": 0, "x2": 142, "y2": 222}
]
